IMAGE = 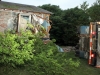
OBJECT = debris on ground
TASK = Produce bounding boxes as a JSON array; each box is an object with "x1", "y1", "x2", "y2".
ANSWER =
[{"x1": 61, "y1": 46, "x2": 76, "y2": 52}]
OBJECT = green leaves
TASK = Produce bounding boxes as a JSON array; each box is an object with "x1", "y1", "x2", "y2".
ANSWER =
[
  {"x1": 0, "y1": 31, "x2": 80, "y2": 75},
  {"x1": 80, "y1": 1, "x2": 89, "y2": 12},
  {"x1": 87, "y1": 4, "x2": 100, "y2": 21},
  {"x1": 0, "y1": 31, "x2": 35, "y2": 66},
  {"x1": 25, "y1": 36, "x2": 80, "y2": 75},
  {"x1": 39, "y1": 4, "x2": 90, "y2": 46}
]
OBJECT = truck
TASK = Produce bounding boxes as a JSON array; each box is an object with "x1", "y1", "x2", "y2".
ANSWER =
[{"x1": 76, "y1": 22, "x2": 100, "y2": 67}]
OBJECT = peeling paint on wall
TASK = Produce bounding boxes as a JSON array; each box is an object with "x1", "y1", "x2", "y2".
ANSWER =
[
  {"x1": 0, "y1": 11, "x2": 18, "y2": 32},
  {"x1": 0, "y1": 10, "x2": 51, "y2": 38},
  {"x1": 7, "y1": 12, "x2": 17, "y2": 31}
]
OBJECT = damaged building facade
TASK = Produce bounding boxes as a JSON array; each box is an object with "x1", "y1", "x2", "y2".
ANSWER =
[{"x1": 0, "y1": 1, "x2": 52, "y2": 38}]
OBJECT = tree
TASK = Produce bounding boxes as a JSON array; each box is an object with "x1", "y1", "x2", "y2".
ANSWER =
[
  {"x1": 39, "y1": 4, "x2": 89, "y2": 46},
  {"x1": 62, "y1": 7, "x2": 89, "y2": 45},
  {"x1": 93, "y1": 0, "x2": 100, "y2": 5},
  {"x1": 87, "y1": 0, "x2": 100, "y2": 21},
  {"x1": 38, "y1": 4, "x2": 62, "y2": 16},
  {"x1": 80, "y1": 1, "x2": 89, "y2": 12}
]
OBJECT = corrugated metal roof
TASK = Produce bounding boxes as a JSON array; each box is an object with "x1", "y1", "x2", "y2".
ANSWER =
[{"x1": 0, "y1": 1, "x2": 53, "y2": 14}]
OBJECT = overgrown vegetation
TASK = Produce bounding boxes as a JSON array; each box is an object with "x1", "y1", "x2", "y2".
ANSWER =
[
  {"x1": 1, "y1": 0, "x2": 100, "y2": 75},
  {"x1": 0, "y1": 30, "x2": 35, "y2": 66},
  {"x1": 0, "y1": 31, "x2": 79, "y2": 75},
  {"x1": 1, "y1": 51, "x2": 100, "y2": 75}
]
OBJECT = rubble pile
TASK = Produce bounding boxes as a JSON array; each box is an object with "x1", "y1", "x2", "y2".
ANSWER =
[{"x1": 61, "y1": 46, "x2": 75, "y2": 52}]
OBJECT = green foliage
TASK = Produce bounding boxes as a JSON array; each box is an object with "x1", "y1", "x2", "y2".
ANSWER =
[
  {"x1": 25, "y1": 37, "x2": 80, "y2": 75},
  {"x1": 39, "y1": 4, "x2": 89, "y2": 46},
  {"x1": 87, "y1": 3, "x2": 100, "y2": 21},
  {"x1": 62, "y1": 7, "x2": 89, "y2": 45},
  {"x1": 0, "y1": 30, "x2": 35, "y2": 66},
  {"x1": 80, "y1": 1, "x2": 89, "y2": 12},
  {"x1": 0, "y1": 30, "x2": 80, "y2": 75},
  {"x1": 39, "y1": 2, "x2": 100, "y2": 46},
  {"x1": 93, "y1": 0, "x2": 100, "y2": 5},
  {"x1": 27, "y1": 23, "x2": 34, "y2": 29},
  {"x1": 1, "y1": 2, "x2": 100, "y2": 74},
  {"x1": 38, "y1": 4, "x2": 62, "y2": 16},
  {"x1": 50, "y1": 16, "x2": 64, "y2": 44},
  {"x1": 1, "y1": 54, "x2": 100, "y2": 75}
]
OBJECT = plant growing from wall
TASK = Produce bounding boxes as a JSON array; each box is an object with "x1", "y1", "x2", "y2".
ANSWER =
[{"x1": 27, "y1": 23, "x2": 46, "y2": 37}]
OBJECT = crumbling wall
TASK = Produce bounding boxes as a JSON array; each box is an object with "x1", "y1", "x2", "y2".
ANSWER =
[
  {"x1": 0, "y1": 10, "x2": 51, "y2": 39},
  {"x1": 0, "y1": 10, "x2": 17, "y2": 32}
]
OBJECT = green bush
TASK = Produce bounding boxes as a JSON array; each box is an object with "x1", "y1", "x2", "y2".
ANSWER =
[
  {"x1": 0, "y1": 30, "x2": 80, "y2": 75},
  {"x1": 0, "y1": 30, "x2": 35, "y2": 66},
  {"x1": 26, "y1": 37, "x2": 80, "y2": 75}
]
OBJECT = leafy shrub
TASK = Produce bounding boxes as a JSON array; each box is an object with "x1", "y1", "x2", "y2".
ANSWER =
[
  {"x1": 0, "y1": 30, "x2": 35, "y2": 66},
  {"x1": 26, "y1": 37, "x2": 80, "y2": 75},
  {"x1": 0, "y1": 30, "x2": 80, "y2": 75}
]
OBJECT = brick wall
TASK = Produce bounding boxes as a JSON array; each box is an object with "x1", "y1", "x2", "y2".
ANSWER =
[
  {"x1": 0, "y1": 10, "x2": 17, "y2": 32},
  {"x1": 0, "y1": 10, "x2": 51, "y2": 34}
]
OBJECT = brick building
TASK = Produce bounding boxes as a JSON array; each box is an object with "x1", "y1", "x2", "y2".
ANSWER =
[{"x1": 0, "y1": 1, "x2": 52, "y2": 38}]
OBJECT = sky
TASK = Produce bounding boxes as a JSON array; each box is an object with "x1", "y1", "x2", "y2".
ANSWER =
[{"x1": 3, "y1": 0, "x2": 96, "y2": 10}]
